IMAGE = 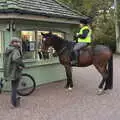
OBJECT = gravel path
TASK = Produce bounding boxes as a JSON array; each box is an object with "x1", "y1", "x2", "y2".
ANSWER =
[{"x1": 0, "y1": 55, "x2": 120, "y2": 120}]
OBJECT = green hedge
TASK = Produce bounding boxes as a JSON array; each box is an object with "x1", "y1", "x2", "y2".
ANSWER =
[{"x1": 92, "y1": 21, "x2": 116, "y2": 53}]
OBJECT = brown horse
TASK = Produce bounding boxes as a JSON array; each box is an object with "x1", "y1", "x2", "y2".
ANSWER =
[{"x1": 41, "y1": 32, "x2": 113, "y2": 95}]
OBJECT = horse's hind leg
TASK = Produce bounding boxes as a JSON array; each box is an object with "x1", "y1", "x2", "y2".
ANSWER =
[
  {"x1": 64, "y1": 65, "x2": 73, "y2": 90},
  {"x1": 94, "y1": 64, "x2": 109, "y2": 95}
]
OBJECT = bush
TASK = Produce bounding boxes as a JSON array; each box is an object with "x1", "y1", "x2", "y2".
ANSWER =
[
  {"x1": 93, "y1": 38, "x2": 116, "y2": 52},
  {"x1": 92, "y1": 19, "x2": 116, "y2": 53}
]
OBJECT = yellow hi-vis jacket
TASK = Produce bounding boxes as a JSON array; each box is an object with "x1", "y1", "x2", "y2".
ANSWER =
[{"x1": 78, "y1": 26, "x2": 92, "y2": 43}]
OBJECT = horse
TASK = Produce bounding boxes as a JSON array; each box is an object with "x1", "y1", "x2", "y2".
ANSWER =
[{"x1": 41, "y1": 32, "x2": 113, "y2": 95}]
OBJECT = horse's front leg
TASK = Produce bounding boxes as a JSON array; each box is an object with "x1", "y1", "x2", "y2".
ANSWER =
[{"x1": 64, "y1": 65, "x2": 73, "y2": 90}]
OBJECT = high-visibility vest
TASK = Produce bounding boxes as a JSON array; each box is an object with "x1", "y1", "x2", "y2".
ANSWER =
[{"x1": 78, "y1": 26, "x2": 92, "y2": 43}]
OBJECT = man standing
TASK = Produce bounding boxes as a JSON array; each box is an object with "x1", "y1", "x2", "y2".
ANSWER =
[
  {"x1": 71, "y1": 19, "x2": 92, "y2": 65},
  {"x1": 4, "y1": 37, "x2": 24, "y2": 107}
]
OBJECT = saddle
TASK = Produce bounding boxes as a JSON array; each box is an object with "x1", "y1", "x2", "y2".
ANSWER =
[
  {"x1": 71, "y1": 44, "x2": 91, "y2": 66},
  {"x1": 71, "y1": 43, "x2": 90, "y2": 57}
]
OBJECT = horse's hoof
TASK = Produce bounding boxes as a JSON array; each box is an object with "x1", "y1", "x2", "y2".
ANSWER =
[
  {"x1": 68, "y1": 87, "x2": 72, "y2": 91},
  {"x1": 96, "y1": 89, "x2": 105, "y2": 95}
]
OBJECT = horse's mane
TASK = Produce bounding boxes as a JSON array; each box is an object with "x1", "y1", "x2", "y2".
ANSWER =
[
  {"x1": 51, "y1": 34, "x2": 69, "y2": 44},
  {"x1": 50, "y1": 34, "x2": 74, "y2": 51},
  {"x1": 51, "y1": 34, "x2": 74, "y2": 47}
]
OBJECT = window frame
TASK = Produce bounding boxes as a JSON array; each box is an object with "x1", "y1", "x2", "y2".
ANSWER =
[{"x1": 0, "y1": 31, "x2": 4, "y2": 68}]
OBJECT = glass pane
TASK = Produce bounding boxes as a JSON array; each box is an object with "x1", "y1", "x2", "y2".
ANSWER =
[
  {"x1": 21, "y1": 31, "x2": 36, "y2": 60},
  {"x1": 37, "y1": 31, "x2": 50, "y2": 60},
  {"x1": 0, "y1": 32, "x2": 2, "y2": 54}
]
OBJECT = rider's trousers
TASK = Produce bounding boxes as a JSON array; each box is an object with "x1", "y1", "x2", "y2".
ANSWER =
[{"x1": 73, "y1": 42, "x2": 87, "y2": 56}]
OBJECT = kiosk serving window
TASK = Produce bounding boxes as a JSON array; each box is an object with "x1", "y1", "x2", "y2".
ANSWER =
[{"x1": 21, "y1": 30, "x2": 65, "y2": 62}]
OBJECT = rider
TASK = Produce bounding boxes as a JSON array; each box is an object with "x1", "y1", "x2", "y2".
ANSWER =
[
  {"x1": 71, "y1": 18, "x2": 92, "y2": 65},
  {"x1": 4, "y1": 37, "x2": 24, "y2": 107}
]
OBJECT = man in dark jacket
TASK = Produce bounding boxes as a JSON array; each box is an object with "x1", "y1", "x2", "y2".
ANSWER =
[{"x1": 4, "y1": 37, "x2": 24, "y2": 107}]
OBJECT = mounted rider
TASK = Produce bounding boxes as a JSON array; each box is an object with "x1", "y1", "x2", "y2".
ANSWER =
[{"x1": 71, "y1": 18, "x2": 92, "y2": 65}]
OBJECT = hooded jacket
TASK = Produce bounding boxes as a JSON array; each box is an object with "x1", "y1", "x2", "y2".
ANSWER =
[{"x1": 4, "y1": 45, "x2": 24, "y2": 81}]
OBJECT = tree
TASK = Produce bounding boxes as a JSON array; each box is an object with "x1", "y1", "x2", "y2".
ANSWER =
[
  {"x1": 57, "y1": 0, "x2": 116, "y2": 52},
  {"x1": 58, "y1": 0, "x2": 113, "y2": 18}
]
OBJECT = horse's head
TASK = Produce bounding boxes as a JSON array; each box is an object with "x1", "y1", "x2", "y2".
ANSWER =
[
  {"x1": 41, "y1": 32, "x2": 53, "y2": 52},
  {"x1": 41, "y1": 32, "x2": 65, "y2": 53}
]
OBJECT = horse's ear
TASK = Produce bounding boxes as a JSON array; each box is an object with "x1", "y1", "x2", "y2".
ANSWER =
[{"x1": 41, "y1": 32, "x2": 44, "y2": 36}]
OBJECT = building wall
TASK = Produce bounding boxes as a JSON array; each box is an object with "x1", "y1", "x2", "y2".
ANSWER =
[{"x1": 0, "y1": 19, "x2": 74, "y2": 91}]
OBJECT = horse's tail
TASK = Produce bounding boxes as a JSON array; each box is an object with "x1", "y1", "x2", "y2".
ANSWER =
[{"x1": 107, "y1": 54, "x2": 113, "y2": 89}]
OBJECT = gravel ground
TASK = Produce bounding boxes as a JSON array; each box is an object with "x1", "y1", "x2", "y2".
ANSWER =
[{"x1": 0, "y1": 55, "x2": 120, "y2": 120}]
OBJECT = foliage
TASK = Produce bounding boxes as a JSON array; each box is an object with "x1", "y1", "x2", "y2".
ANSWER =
[
  {"x1": 93, "y1": 17, "x2": 116, "y2": 52},
  {"x1": 57, "y1": 0, "x2": 116, "y2": 52},
  {"x1": 58, "y1": 0, "x2": 113, "y2": 17},
  {"x1": 117, "y1": 3, "x2": 120, "y2": 18}
]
